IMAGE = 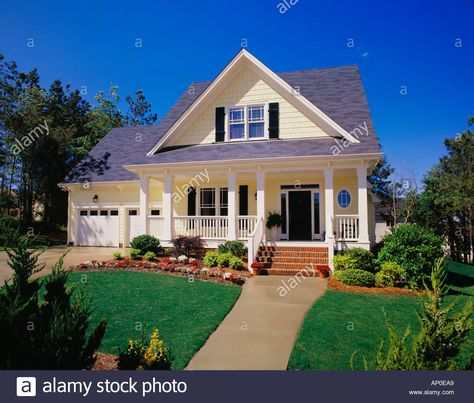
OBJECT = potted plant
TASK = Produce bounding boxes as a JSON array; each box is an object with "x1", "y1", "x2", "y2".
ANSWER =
[
  {"x1": 266, "y1": 211, "x2": 283, "y2": 241},
  {"x1": 318, "y1": 265, "x2": 330, "y2": 278}
]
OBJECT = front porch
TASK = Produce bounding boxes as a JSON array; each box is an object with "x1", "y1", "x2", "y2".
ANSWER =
[{"x1": 129, "y1": 159, "x2": 374, "y2": 268}]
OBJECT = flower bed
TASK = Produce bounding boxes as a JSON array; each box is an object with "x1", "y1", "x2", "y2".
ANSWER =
[{"x1": 70, "y1": 257, "x2": 248, "y2": 286}]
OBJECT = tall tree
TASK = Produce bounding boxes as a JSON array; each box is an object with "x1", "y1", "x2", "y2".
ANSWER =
[
  {"x1": 413, "y1": 117, "x2": 474, "y2": 263},
  {"x1": 125, "y1": 89, "x2": 158, "y2": 126}
]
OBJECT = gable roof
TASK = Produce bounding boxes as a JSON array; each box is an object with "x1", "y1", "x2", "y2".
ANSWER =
[
  {"x1": 148, "y1": 49, "x2": 360, "y2": 154},
  {"x1": 63, "y1": 63, "x2": 381, "y2": 184}
]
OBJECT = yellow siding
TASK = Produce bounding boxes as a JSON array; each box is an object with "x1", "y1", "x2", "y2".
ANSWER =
[
  {"x1": 333, "y1": 175, "x2": 358, "y2": 215},
  {"x1": 173, "y1": 67, "x2": 330, "y2": 146}
]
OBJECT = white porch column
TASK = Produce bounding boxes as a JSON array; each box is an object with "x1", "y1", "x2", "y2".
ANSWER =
[
  {"x1": 163, "y1": 173, "x2": 173, "y2": 241},
  {"x1": 227, "y1": 170, "x2": 237, "y2": 240},
  {"x1": 256, "y1": 168, "x2": 266, "y2": 241},
  {"x1": 324, "y1": 167, "x2": 335, "y2": 268},
  {"x1": 139, "y1": 174, "x2": 149, "y2": 235},
  {"x1": 357, "y1": 164, "x2": 370, "y2": 248}
]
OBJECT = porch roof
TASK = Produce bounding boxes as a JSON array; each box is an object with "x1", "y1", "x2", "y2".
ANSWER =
[{"x1": 63, "y1": 66, "x2": 381, "y2": 184}]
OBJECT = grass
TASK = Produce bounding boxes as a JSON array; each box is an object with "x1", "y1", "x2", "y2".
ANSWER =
[
  {"x1": 68, "y1": 271, "x2": 241, "y2": 369},
  {"x1": 288, "y1": 261, "x2": 474, "y2": 370}
]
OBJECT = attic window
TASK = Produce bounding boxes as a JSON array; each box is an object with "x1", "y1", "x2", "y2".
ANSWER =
[{"x1": 227, "y1": 105, "x2": 266, "y2": 141}]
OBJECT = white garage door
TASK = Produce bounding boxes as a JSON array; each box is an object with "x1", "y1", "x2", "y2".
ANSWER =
[
  {"x1": 77, "y1": 209, "x2": 119, "y2": 246},
  {"x1": 126, "y1": 209, "x2": 141, "y2": 247}
]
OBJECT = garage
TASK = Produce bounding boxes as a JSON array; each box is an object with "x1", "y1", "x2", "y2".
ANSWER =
[{"x1": 77, "y1": 209, "x2": 119, "y2": 246}]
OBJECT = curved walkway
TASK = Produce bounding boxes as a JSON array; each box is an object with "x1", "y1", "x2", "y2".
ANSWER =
[{"x1": 187, "y1": 275, "x2": 327, "y2": 370}]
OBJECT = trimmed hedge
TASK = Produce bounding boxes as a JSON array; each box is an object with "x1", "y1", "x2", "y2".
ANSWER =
[
  {"x1": 333, "y1": 247, "x2": 375, "y2": 272},
  {"x1": 130, "y1": 235, "x2": 161, "y2": 255},
  {"x1": 375, "y1": 261, "x2": 406, "y2": 288},
  {"x1": 334, "y1": 269, "x2": 375, "y2": 287}
]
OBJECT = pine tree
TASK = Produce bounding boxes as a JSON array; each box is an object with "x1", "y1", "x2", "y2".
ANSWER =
[{"x1": 376, "y1": 258, "x2": 472, "y2": 370}]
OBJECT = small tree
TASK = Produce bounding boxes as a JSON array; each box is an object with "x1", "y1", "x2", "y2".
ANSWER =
[
  {"x1": 0, "y1": 236, "x2": 106, "y2": 369},
  {"x1": 375, "y1": 258, "x2": 472, "y2": 370}
]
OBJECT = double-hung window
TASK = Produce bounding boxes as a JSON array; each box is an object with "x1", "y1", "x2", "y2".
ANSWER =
[
  {"x1": 200, "y1": 188, "x2": 216, "y2": 216},
  {"x1": 229, "y1": 107, "x2": 245, "y2": 140},
  {"x1": 248, "y1": 105, "x2": 264, "y2": 138},
  {"x1": 228, "y1": 105, "x2": 265, "y2": 140}
]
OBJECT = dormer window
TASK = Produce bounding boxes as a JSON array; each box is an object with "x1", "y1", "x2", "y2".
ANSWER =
[{"x1": 227, "y1": 104, "x2": 266, "y2": 141}]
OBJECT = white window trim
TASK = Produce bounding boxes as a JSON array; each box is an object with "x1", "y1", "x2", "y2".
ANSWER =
[
  {"x1": 197, "y1": 187, "x2": 228, "y2": 216},
  {"x1": 225, "y1": 103, "x2": 268, "y2": 142},
  {"x1": 337, "y1": 189, "x2": 352, "y2": 209}
]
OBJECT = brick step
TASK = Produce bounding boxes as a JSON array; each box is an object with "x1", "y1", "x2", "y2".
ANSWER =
[
  {"x1": 257, "y1": 256, "x2": 329, "y2": 264},
  {"x1": 258, "y1": 251, "x2": 328, "y2": 258},
  {"x1": 256, "y1": 258, "x2": 328, "y2": 267},
  {"x1": 256, "y1": 268, "x2": 320, "y2": 277},
  {"x1": 259, "y1": 246, "x2": 328, "y2": 253},
  {"x1": 268, "y1": 262, "x2": 327, "y2": 270}
]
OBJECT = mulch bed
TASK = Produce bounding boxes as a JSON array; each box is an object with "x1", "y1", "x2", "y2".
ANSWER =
[
  {"x1": 327, "y1": 277, "x2": 421, "y2": 295},
  {"x1": 92, "y1": 352, "x2": 118, "y2": 371}
]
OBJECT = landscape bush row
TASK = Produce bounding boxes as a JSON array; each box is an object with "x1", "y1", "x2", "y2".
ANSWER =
[{"x1": 333, "y1": 224, "x2": 444, "y2": 289}]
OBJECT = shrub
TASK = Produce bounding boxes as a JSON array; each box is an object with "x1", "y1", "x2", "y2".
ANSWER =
[
  {"x1": 333, "y1": 247, "x2": 375, "y2": 272},
  {"x1": 130, "y1": 235, "x2": 161, "y2": 255},
  {"x1": 143, "y1": 251, "x2": 156, "y2": 261},
  {"x1": 217, "y1": 240, "x2": 247, "y2": 258},
  {"x1": 217, "y1": 252, "x2": 234, "y2": 268},
  {"x1": 228, "y1": 256, "x2": 245, "y2": 270},
  {"x1": 129, "y1": 248, "x2": 141, "y2": 260},
  {"x1": 334, "y1": 269, "x2": 375, "y2": 287},
  {"x1": 113, "y1": 251, "x2": 123, "y2": 260},
  {"x1": 203, "y1": 251, "x2": 219, "y2": 267},
  {"x1": 171, "y1": 236, "x2": 205, "y2": 258},
  {"x1": 118, "y1": 328, "x2": 171, "y2": 370},
  {"x1": 376, "y1": 224, "x2": 444, "y2": 286},
  {"x1": 375, "y1": 261, "x2": 406, "y2": 288}
]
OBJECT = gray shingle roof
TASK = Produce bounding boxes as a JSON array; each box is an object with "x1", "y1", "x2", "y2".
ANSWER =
[{"x1": 64, "y1": 65, "x2": 381, "y2": 184}]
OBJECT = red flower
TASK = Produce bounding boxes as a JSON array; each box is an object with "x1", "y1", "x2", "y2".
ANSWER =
[{"x1": 161, "y1": 258, "x2": 171, "y2": 264}]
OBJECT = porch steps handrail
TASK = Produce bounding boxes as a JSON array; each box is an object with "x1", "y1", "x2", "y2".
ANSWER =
[
  {"x1": 247, "y1": 216, "x2": 264, "y2": 273},
  {"x1": 237, "y1": 215, "x2": 258, "y2": 239}
]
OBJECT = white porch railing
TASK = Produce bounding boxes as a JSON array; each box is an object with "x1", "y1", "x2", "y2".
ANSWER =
[
  {"x1": 237, "y1": 215, "x2": 258, "y2": 239},
  {"x1": 335, "y1": 215, "x2": 359, "y2": 240},
  {"x1": 247, "y1": 217, "x2": 264, "y2": 271},
  {"x1": 149, "y1": 216, "x2": 164, "y2": 240},
  {"x1": 173, "y1": 216, "x2": 228, "y2": 239}
]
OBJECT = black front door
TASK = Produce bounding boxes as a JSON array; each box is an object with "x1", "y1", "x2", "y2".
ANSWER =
[{"x1": 289, "y1": 191, "x2": 312, "y2": 240}]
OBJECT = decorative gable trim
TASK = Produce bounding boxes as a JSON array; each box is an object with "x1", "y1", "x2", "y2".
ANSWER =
[{"x1": 147, "y1": 49, "x2": 360, "y2": 156}]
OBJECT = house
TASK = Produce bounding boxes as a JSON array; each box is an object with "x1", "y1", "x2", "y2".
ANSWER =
[{"x1": 59, "y1": 49, "x2": 382, "y2": 273}]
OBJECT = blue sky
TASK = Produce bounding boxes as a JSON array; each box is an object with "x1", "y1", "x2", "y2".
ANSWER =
[{"x1": 1, "y1": 0, "x2": 473, "y2": 182}]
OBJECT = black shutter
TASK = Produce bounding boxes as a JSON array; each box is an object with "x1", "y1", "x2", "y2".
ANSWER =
[
  {"x1": 239, "y1": 185, "x2": 248, "y2": 216},
  {"x1": 187, "y1": 187, "x2": 196, "y2": 216},
  {"x1": 268, "y1": 102, "x2": 279, "y2": 139},
  {"x1": 215, "y1": 107, "x2": 225, "y2": 142}
]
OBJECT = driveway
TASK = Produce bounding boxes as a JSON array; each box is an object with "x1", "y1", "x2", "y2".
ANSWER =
[
  {"x1": 186, "y1": 275, "x2": 327, "y2": 370},
  {"x1": 0, "y1": 246, "x2": 125, "y2": 283}
]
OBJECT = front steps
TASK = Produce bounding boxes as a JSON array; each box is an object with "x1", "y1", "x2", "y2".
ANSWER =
[{"x1": 254, "y1": 244, "x2": 329, "y2": 276}]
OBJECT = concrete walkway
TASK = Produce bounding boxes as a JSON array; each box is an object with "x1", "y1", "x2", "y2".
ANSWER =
[
  {"x1": 187, "y1": 275, "x2": 327, "y2": 370},
  {"x1": 0, "y1": 246, "x2": 125, "y2": 283}
]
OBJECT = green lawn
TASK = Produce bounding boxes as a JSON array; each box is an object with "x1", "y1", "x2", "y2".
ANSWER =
[
  {"x1": 288, "y1": 261, "x2": 474, "y2": 370},
  {"x1": 68, "y1": 271, "x2": 241, "y2": 369}
]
